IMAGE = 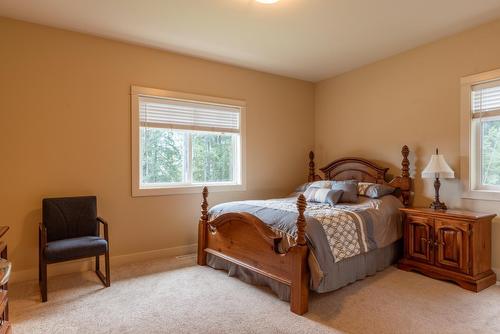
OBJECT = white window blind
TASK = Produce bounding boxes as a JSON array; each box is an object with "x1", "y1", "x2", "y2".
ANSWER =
[
  {"x1": 472, "y1": 79, "x2": 500, "y2": 118},
  {"x1": 139, "y1": 96, "x2": 240, "y2": 133}
]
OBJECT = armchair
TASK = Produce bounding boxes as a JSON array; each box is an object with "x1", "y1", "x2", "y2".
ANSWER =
[{"x1": 39, "y1": 196, "x2": 110, "y2": 302}]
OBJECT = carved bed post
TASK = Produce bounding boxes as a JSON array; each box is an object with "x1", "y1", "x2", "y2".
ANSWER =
[
  {"x1": 308, "y1": 151, "x2": 315, "y2": 182},
  {"x1": 401, "y1": 145, "x2": 411, "y2": 207},
  {"x1": 296, "y1": 195, "x2": 307, "y2": 246},
  {"x1": 290, "y1": 194, "x2": 309, "y2": 315},
  {"x1": 401, "y1": 145, "x2": 410, "y2": 178},
  {"x1": 197, "y1": 186, "x2": 209, "y2": 266}
]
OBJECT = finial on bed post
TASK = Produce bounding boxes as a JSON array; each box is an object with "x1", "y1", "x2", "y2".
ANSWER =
[
  {"x1": 401, "y1": 145, "x2": 410, "y2": 178},
  {"x1": 296, "y1": 194, "x2": 307, "y2": 246},
  {"x1": 308, "y1": 151, "x2": 315, "y2": 182},
  {"x1": 201, "y1": 186, "x2": 209, "y2": 222},
  {"x1": 401, "y1": 145, "x2": 411, "y2": 207},
  {"x1": 197, "y1": 186, "x2": 209, "y2": 266}
]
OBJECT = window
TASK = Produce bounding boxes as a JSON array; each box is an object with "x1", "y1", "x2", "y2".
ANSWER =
[
  {"x1": 460, "y1": 69, "x2": 500, "y2": 200},
  {"x1": 472, "y1": 81, "x2": 500, "y2": 189},
  {"x1": 131, "y1": 86, "x2": 245, "y2": 196}
]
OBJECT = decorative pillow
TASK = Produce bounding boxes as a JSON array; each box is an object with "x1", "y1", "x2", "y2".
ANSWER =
[
  {"x1": 358, "y1": 182, "x2": 395, "y2": 199},
  {"x1": 303, "y1": 181, "x2": 333, "y2": 199},
  {"x1": 305, "y1": 188, "x2": 344, "y2": 205},
  {"x1": 294, "y1": 182, "x2": 313, "y2": 193},
  {"x1": 331, "y1": 180, "x2": 359, "y2": 203},
  {"x1": 307, "y1": 180, "x2": 333, "y2": 189}
]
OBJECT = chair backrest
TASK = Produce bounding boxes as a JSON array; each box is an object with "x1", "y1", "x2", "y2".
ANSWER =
[{"x1": 42, "y1": 196, "x2": 98, "y2": 242}]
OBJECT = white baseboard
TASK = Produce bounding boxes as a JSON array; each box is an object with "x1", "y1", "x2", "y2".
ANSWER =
[{"x1": 11, "y1": 243, "x2": 197, "y2": 284}]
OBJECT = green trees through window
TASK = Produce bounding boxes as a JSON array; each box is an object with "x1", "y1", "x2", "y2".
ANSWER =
[
  {"x1": 192, "y1": 133, "x2": 234, "y2": 183},
  {"x1": 140, "y1": 128, "x2": 184, "y2": 184},
  {"x1": 481, "y1": 119, "x2": 500, "y2": 186},
  {"x1": 140, "y1": 127, "x2": 236, "y2": 186}
]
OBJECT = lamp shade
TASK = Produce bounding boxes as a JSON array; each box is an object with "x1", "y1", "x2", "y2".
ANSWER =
[{"x1": 422, "y1": 153, "x2": 455, "y2": 179}]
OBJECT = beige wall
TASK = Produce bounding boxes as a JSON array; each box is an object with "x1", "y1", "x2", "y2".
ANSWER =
[
  {"x1": 0, "y1": 18, "x2": 315, "y2": 277},
  {"x1": 315, "y1": 19, "x2": 500, "y2": 268}
]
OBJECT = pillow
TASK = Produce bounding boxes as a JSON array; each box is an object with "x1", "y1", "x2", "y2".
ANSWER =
[
  {"x1": 293, "y1": 182, "x2": 313, "y2": 193},
  {"x1": 303, "y1": 180, "x2": 333, "y2": 199},
  {"x1": 331, "y1": 180, "x2": 359, "y2": 203},
  {"x1": 306, "y1": 180, "x2": 333, "y2": 189},
  {"x1": 305, "y1": 188, "x2": 344, "y2": 205},
  {"x1": 358, "y1": 182, "x2": 395, "y2": 199}
]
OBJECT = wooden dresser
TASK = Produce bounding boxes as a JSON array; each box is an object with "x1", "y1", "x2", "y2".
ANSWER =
[{"x1": 398, "y1": 207, "x2": 496, "y2": 292}]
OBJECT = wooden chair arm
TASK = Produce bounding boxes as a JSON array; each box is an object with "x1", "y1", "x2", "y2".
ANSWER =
[
  {"x1": 97, "y1": 217, "x2": 109, "y2": 242},
  {"x1": 39, "y1": 223, "x2": 47, "y2": 248},
  {"x1": 97, "y1": 217, "x2": 108, "y2": 225}
]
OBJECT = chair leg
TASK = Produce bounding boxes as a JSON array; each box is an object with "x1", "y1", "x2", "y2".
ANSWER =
[
  {"x1": 38, "y1": 234, "x2": 41, "y2": 283},
  {"x1": 95, "y1": 252, "x2": 110, "y2": 287},
  {"x1": 105, "y1": 250, "x2": 110, "y2": 287},
  {"x1": 39, "y1": 259, "x2": 47, "y2": 302}
]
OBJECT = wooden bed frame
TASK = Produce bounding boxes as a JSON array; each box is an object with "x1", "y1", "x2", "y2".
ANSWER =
[{"x1": 197, "y1": 145, "x2": 412, "y2": 315}]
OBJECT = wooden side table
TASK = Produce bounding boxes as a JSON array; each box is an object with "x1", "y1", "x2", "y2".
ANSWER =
[{"x1": 398, "y1": 208, "x2": 496, "y2": 292}]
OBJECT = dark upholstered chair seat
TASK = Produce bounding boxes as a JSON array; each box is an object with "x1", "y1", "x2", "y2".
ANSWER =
[{"x1": 44, "y1": 236, "x2": 108, "y2": 262}]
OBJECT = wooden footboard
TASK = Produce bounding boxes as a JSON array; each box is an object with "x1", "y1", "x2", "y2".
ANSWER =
[{"x1": 197, "y1": 188, "x2": 310, "y2": 315}]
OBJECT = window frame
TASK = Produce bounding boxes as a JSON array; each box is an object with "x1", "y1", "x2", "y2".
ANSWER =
[
  {"x1": 131, "y1": 85, "x2": 246, "y2": 197},
  {"x1": 460, "y1": 68, "x2": 500, "y2": 201}
]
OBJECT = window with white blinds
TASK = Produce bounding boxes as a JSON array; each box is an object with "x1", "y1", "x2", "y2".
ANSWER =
[
  {"x1": 131, "y1": 86, "x2": 245, "y2": 196},
  {"x1": 139, "y1": 96, "x2": 241, "y2": 133},
  {"x1": 465, "y1": 75, "x2": 500, "y2": 193},
  {"x1": 471, "y1": 79, "x2": 500, "y2": 118}
]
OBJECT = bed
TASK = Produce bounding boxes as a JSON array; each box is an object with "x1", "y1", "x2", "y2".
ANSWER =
[{"x1": 197, "y1": 146, "x2": 412, "y2": 315}]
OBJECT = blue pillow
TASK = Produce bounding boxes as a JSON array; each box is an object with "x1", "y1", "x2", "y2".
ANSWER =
[
  {"x1": 358, "y1": 182, "x2": 395, "y2": 198},
  {"x1": 305, "y1": 188, "x2": 344, "y2": 205},
  {"x1": 331, "y1": 180, "x2": 359, "y2": 203}
]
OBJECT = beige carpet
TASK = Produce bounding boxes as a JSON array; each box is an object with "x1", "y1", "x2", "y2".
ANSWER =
[{"x1": 9, "y1": 256, "x2": 500, "y2": 334}]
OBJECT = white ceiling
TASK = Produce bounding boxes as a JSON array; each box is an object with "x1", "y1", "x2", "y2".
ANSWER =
[{"x1": 2, "y1": 0, "x2": 500, "y2": 82}]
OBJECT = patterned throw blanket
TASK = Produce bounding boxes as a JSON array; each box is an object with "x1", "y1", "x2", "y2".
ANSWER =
[
  {"x1": 228, "y1": 199, "x2": 378, "y2": 263},
  {"x1": 209, "y1": 196, "x2": 402, "y2": 295}
]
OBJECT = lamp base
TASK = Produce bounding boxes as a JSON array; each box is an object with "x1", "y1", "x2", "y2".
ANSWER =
[
  {"x1": 430, "y1": 177, "x2": 447, "y2": 211},
  {"x1": 429, "y1": 201, "x2": 447, "y2": 211}
]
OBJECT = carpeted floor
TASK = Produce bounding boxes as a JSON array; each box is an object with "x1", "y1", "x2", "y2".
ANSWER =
[{"x1": 9, "y1": 256, "x2": 500, "y2": 334}]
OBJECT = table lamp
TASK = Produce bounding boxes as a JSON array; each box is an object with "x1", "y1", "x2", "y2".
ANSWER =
[{"x1": 421, "y1": 148, "x2": 455, "y2": 210}]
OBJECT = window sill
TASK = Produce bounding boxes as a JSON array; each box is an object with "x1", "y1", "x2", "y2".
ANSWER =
[
  {"x1": 132, "y1": 184, "x2": 246, "y2": 197},
  {"x1": 461, "y1": 189, "x2": 500, "y2": 202}
]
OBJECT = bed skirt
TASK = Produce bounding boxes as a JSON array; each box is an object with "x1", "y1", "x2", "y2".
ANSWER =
[{"x1": 206, "y1": 239, "x2": 402, "y2": 301}]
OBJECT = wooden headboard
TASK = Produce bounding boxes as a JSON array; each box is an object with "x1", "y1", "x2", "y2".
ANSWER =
[{"x1": 308, "y1": 145, "x2": 412, "y2": 206}]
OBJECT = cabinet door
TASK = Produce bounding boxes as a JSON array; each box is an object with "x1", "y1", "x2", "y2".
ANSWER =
[
  {"x1": 434, "y1": 219, "x2": 470, "y2": 274},
  {"x1": 406, "y1": 215, "x2": 433, "y2": 264}
]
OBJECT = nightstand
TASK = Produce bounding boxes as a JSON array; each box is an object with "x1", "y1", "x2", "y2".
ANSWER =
[{"x1": 398, "y1": 207, "x2": 496, "y2": 292}]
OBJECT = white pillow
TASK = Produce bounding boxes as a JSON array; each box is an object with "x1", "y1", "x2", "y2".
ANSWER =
[{"x1": 306, "y1": 180, "x2": 333, "y2": 189}]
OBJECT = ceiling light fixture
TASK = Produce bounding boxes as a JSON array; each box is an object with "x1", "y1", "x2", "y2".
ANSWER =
[{"x1": 256, "y1": 0, "x2": 280, "y2": 4}]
